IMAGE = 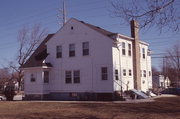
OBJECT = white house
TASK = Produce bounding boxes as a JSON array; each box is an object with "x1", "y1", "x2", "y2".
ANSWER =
[
  {"x1": 21, "y1": 18, "x2": 152, "y2": 100},
  {"x1": 152, "y1": 75, "x2": 171, "y2": 88}
]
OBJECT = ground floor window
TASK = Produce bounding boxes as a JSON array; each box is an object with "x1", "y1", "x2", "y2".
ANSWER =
[
  {"x1": 44, "y1": 71, "x2": 49, "y2": 83},
  {"x1": 101, "y1": 67, "x2": 108, "y2": 80},
  {"x1": 30, "y1": 73, "x2": 36, "y2": 82},
  {"x1": 65, "y1": 71, "x2": 72, "y2": 83},
  {"x1": 115, "y1": 69, "x2": 118, "y2": 80},
  {"x1": 73, "y1": 70, "x2": 80, "y2": 83}
]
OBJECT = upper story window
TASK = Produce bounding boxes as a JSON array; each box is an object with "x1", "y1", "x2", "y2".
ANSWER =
[
  {"x1": 101, "y1": 67, "x2": 108, "y2": 80},
  {"x1": 44, "y1": 71, "x2": 49, "y2": 83},
  {"x1": 73, "y1": 70, "x2": 80, "y2": 83},
  {"x1": 115, "y1": 69, "x2": 119, "y2": 80},
  {"x1": 129, "y1": 69, "x2": 132, "y2": 76},
  {"x1": 128, "y1": 43, "x2": 131, "y2": 56},
  {"x1": 122, "y1": 42, "x2": 126, "y2": 55},
  {"x1": 65, "y1": 71, "x2": 72, "y2": 83},
  {"x1": 143, "y1": 70, "x2": 146, "y2": 77},
  {"x1": 56, "y1": 45, "x2": 62, "y2": 58},
  {"x1": 82, "y1": 42, "x2": 89, "y2": 56},
  {"x1": 30, "y1": 74, "x2": 36, "y2": 82},
  {"x1": 123, "y1": 69, "x2": 126, "y2": 76},
  {"x1": 142, "y1": 48, "x2": 145, "y2": 59},
  {"x1": 69, "y1": 44, "x2": 75, "y2": 57},
  {"x1": 149, "y1": 71, "x2": 151, "y2": 76}
]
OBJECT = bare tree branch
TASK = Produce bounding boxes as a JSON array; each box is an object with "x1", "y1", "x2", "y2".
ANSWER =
[{"x1": 111, "y1": 0, "x2": 180, "y2": 32}]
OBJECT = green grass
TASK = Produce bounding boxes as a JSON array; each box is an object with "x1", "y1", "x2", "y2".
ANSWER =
[{"x1": 0, "y1": 96, "x2": 180, "y2": 119}]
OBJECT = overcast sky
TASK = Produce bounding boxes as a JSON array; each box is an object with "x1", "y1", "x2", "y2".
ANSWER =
[{"x1": 0, "y1": 0, "x2": 179, "y2": 70}]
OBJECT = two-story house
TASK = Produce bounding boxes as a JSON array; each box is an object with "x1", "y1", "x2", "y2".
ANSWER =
[{"x1": 21, "y1": 18, "x2": 152, "y2": 100}]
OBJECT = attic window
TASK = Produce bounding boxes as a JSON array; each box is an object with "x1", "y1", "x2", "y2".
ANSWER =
[{"x1": 71, "y1": 26, "x2": 73, "y2": 30}]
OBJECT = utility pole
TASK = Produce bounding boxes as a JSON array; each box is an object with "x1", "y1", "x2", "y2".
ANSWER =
[{"x1": 58, "y1": 0, "x2": 67, "y2": 27}]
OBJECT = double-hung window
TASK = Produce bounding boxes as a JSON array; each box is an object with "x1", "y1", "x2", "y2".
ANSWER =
[
  {"x1": 69, "y1": 44, "x2": 75, "y2": 57},
  {"x1": 82, "y1": 42, "x2": 89, "y2": 56},
  {"x1": 123, "y1": 69, "x2": 126, "y2": 76},
  {"x1": 122, "y1": 42, "x2": 126, "y2": 55},
  {"x1": 30, "y1": 74, "x2": 36, "y2": 82},
  {"x1": 44, "y1": 71, "x2": 49, "y2": 83},
  {"x1": 65, "y1": 71, "x2": 72, "y2": 83},
  {"x1": 56, "y1": 45, "x2": 62, "y2": 58},
  {"x1": 101, "y1": 67, "x2": 108, "y2": 80},
  {"x1": 128, "y1": 44, "x2": 131, "y2": 56},
  {"x1": 73, "y1": 70, "x2": 80, "y2": 83},
  {"x1": 142, "y1": 48, "x2": 145, "y2": 59},
  {"x1": 115, "y1": 69, "x2": 119, "y2": 80}
]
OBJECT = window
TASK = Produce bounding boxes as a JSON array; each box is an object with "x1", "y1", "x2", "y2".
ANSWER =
[
  {"x1": 143, "y1": 70, "x2": 146, "y2": 77},
  {"x1": 142, "y1": 48, "x2": 145, "y2": 59},
  {"x1": 30, "y1": 74, "x2": 35, "y2": 82},
  {"x1": 123, "y1": 69, "x2": 126, "y2": 76},
  {"x1": 115, "y1": 69, "x2": 119, "y2": 80},
  {"x1": 82, "y1": 42, "x2": 89, "y2": 56},
  {"x1": 140, "y1": 70, "x2": 142, "y2": 77},
  {"x1": 129, "y1": 69, "x2": 132, "y2": 76},
  {"x1": 69, "y1": 44, "x2": 75, "y2": 57},
  {"x1": 56, "y1": 45, "x2": 62, "y2": 58},
  {"x1": 73, "y1": 70, "x2": 80, "y2": 83},
  {"x1": 44, "y1": 71, "x2": 49, "y2": 83},
  {"x1": 128, "y1": 44, "x2": 131, "y2": 56},
  {"x1": 101, "y1": 67, "x2": 108, "y2": 80},
  {"x1": 149, "y1": 71, "x2": 151, "y2": 76},
  {"x1": 65, "y1": 71, "x2": 72, "y2": 83},
  {"x1": 122, "y1": 42, "x2": 126, "y2": 55}
]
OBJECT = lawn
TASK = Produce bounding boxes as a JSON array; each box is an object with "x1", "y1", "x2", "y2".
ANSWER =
[{"x1": 0, "y1": 96, "x2": 180, "y2": 119}]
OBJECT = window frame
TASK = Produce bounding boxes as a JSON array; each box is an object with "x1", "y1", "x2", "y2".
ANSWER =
[
  {"x1": 101, "y1": 67, "x2": 108, "y2": 80},
  {"x1": 115, "y1": 69, "x2": 119, "y2": 80},
  {"x1": 65, "y1": 71, "x2": 72, "y2": 83},
  {"x1": 30, "y1": 73, "x2": 36, "y2": 82},
  {"x1": 73, "y1": 70, "x2": 80, "y2": 83},
  {"x1": 44, "y1": 71, "x2": 49, "y2": 83},
  {"x1": 82, "y1": 42, "x2": 89, "y2": 56},
  {"x1": 123, "y1": 69, "x2": 126, "y2": 76},
  {"x1": 129, "y1": 69, "x2": 132, "y2": 76},
  {"x1": 128, "y1": 43, "x2": 131, "y2": 56},
  {"x1": 142, "y1": 48, "x2": 146, "y2": 59},
  {"x1": 143, "y1": 70, "x2": 146, "y2": 77},
  {"x1": 69, "y1": 44, "x2": 75, "y2": 57},
  {"x1": 56, "y1": 45, "x2": 62, "y2": 58}
]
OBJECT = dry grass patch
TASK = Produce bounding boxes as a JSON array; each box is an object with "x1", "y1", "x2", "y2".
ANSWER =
[{"x1": 0, "y1": 96, "x2": 179, "y2": 119}]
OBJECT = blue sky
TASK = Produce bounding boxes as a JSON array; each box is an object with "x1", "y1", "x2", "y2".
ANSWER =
[{"x1": 0, "y1": 0, "x2": 179, "y2": 70}]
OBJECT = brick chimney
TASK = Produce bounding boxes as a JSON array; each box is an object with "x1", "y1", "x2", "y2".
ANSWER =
[{"x1": 131, "y1": 20, "x2": 141, "y2": 90}]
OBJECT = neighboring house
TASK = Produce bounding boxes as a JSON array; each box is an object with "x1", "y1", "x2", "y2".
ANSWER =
[
  {"x1": 21, "y1": 18, "x2": 152, "y2": 100},
  {"x1": 152, "y1": 75, "x2": 171, "y2": 88}
]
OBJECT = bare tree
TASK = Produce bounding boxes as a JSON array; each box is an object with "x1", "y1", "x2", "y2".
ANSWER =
[
  {"x1": 111, "y1": 0, "x2": 180, "y2": 32},
  {"x1": 164, "y1": 43, "x2": 180, "y2": 87},
  {"x1": 10, "y1": 24, "x2": 48, "y2": 91}
]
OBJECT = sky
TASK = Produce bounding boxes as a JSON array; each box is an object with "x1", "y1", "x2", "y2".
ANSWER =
[{"x1": 0, "y1": 0, "x2": 179, "y2": 70}]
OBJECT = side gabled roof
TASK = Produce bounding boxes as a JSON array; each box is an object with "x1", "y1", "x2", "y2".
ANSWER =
[
  {"x1": 79, "y1": 20, "x2": 117, "y2": 39},
  {"x1": 21, "y1": 34, "x2": 54, "y2": 68}
]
